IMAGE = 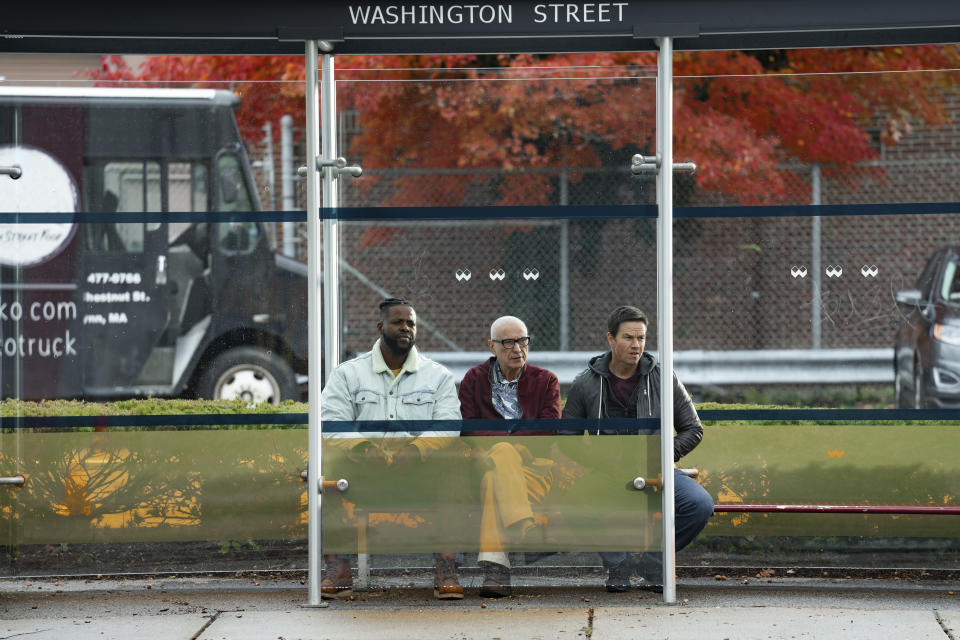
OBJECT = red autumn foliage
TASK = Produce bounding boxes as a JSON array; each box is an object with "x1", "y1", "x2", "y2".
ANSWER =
[{"x1": 91, "y1": 46, "x2": 960, "y2": 206}]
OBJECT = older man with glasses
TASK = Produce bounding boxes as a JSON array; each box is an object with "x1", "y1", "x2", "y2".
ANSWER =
[{"x1": 458, "y1": 315, "x2": 562, "y2": 597}]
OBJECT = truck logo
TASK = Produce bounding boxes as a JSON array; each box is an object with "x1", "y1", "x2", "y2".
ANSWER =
[{"x1": 0, "y1": 146, "x2": 78, "y2": 267}]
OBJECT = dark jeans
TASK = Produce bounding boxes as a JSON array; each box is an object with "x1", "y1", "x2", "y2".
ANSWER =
[{"x1": 599, "y1": 469, "x2": 714, "y2": 579}]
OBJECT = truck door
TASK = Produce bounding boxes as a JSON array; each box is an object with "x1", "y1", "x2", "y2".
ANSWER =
[
  {"x1": 199, "y1": 149, "x2": 299, "y2": 404},
  {"x1": 79, "y1": 160, "x2": 170, "y2": 393}
]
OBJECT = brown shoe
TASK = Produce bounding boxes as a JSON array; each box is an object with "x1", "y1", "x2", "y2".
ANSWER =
[
  {"x1": 433, "y1": 556, "x2": 464, "y2": 600},
  {"x1": 321, "y1": 557, "x2": 353, "y2": 600}
]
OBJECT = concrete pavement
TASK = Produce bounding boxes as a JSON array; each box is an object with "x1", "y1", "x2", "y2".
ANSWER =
[{"x1": 2, "y1": 574, "x2": 959, "y2": 639}]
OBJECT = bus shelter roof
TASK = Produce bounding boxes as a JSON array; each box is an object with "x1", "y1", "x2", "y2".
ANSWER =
[{"x1": 4, "y1": 1, "x2": 960, "y2": 55}]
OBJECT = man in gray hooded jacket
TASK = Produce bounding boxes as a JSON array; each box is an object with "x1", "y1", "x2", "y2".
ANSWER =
[{"x1": 562, "y1": 305, "x2": 713, "y2": 592}]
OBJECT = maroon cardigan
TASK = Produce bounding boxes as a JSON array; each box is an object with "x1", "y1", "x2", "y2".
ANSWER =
[{"x1": 458, "y1": 357, "x2": 561, "y2": 434}]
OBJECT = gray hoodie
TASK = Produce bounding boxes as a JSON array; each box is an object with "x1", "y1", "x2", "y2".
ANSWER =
[{"x1": 561, "y1": 351, "x2": 703, "y2": 462}]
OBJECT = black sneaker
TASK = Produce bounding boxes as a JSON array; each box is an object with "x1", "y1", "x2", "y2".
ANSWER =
[
  {"x1": 637, "y1": 578, "x2": 663, "y2": 593},
  {"x1": 631, "y1": 553, "x2": 663, "y2": 593},
  {"x1": 604, "y1": 560, "x2": 633, "y2": 592},
  {"x1": 478, "y1": 561, "x2": 511, "y2": 598}
]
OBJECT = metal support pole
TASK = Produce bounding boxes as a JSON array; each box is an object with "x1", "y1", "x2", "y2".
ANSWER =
[
  {"x1": 811, "y1": 164, "x2": 822, "y2": 350},
  {"x1": 559, "y1": 137, "x2": 570, "y2": 350},
  {"x1": 559, "y1": 221, "x2": 570, "y2": 350},
  {"x1": 304, "y1": 40, "x2": 325, "y2": 608},
  {"x1": 281, "y1": 114, "x2": 297, "y2": 257},
  {"x1": 656, "y1": 36, "x2": 677, "y2": 605},
  {"x1": 262, "y1": 122, "x2": 276, "y2": 210},
  {"x1": 320, "y1": 49, "x2": 352, "y2": 589},
  {"x1": 321, "y1": 54, "x2": 341, "y2": 380}
]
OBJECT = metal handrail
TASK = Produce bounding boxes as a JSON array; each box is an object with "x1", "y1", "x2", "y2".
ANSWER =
[
  {"x1": 715, "y1": 504, "x2": 960, "y2": 515},
  {"x1": 428, "y1": 348, "x2": 894, "y2": 387},
  {"x1": 633, "y1": 468, "x2": 698, "y2": 490}
]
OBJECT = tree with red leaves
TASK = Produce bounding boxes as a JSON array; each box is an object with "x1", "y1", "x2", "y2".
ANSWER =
[{"x1": 92, "y1": 46, "x2": 960, "y2": 206}]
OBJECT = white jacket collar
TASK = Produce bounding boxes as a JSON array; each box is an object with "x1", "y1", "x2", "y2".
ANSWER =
[{"x1": 371, "y1": 338, "x2": 420, "y2": 374}]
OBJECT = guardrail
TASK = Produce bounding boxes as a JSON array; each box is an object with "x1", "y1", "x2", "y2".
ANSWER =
[{"x1": 425, "y1": 348, "x2": 894, "y2": 387}]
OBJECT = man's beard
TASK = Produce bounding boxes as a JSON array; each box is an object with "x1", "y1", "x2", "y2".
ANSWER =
[{"x1": 382, "y1": 331, "x2": 414, "y2": 356}]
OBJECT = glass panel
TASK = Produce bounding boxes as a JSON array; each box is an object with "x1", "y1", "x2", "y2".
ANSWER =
[
  {"x1": 0, "y1": 55, "x2": 309, "y2": 576},
  {"x1": 668, "y1": 48, "x2": 960, "y2": 571},
  {"x1": 322, "y1": 434, "x2": 660, "y2": 554},
  {"x1": 328, "y1": 59, "x2": 665, "y2": 588},
  {"x1": 670, "y1": 59, "x2": 960, "y2": 408},
  {"x1": 686, "y1": 423, "x2": 960, "y2": 537},
  {"x1": 1, "y1": 424, "x2": 307, "y2": 574}
]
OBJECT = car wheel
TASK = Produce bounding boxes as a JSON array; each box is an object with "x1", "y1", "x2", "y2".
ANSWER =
[
  {"x1": 198, "y1": 346, "x2": 298, "y2": 406},
  {"x1": 913, "y1": 364, "x2": 926, "y2": 410}
]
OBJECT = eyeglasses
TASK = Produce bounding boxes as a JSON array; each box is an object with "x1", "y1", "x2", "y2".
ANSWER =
[{"x1": 491, "y1": 336, "x2": 531, "y2": 349}]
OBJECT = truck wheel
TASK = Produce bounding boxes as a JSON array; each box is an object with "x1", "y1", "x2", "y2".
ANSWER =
[{"x1": 198, "y1": 346, "x2": 298, "y2": 405}]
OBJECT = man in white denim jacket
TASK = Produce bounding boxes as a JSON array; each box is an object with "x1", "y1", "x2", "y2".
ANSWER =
[{"x1": 320, "y1": 298, "x2": 464, "y2": 600}]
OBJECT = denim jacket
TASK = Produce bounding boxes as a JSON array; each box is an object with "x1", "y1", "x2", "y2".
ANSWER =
[{"x1": 320, "y1": 339, "x2": 461, "y2": 459}]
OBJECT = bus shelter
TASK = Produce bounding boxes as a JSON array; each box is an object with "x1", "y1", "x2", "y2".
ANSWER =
[{"x1": 3, "y1": 0, "x2": 960, "y2": 608}]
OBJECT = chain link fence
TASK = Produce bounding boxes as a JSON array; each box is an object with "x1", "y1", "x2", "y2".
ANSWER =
[{"x1": 248, "y1": 121, "x2": 960, "y2": 358}]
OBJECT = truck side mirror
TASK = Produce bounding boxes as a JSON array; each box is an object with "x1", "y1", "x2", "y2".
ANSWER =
[{"x1": 220, "y1": 172, "x2": 238, "y2": 205}]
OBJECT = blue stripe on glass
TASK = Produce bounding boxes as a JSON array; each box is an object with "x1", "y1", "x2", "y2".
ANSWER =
[
  {"x1": 3, "y1": 409, "x2": 957, "y2": 431},
  {"x1": 321, "y1": 205, "x2": 658, "y2": 220},
  {"x1": 0, "y1": 413, "x2": 306, "y2": 430},
  {"x1": 0, "y1": 211, "x2": 307, "y2": 224},
  {"x1": 319, "y1": 202, "x2": 960, "y2": 221},
  {"x1": 676, "y1": 202, "x2": 960, "y2": 219},
  {"x1": 697, "y1": 409, "x2": 960, "y2": 421},
  {"x1": 3, "y1": 202, "x2": 958, "y2": 224},
  {"x1": 323, "y1": 418, "x2": 660, "y2": 435}
]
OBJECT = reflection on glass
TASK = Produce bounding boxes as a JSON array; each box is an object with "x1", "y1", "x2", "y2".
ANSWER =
[
  {"x1": 2, "y1": 47, "x2": 960, "y2": 579},
  {"x1": 688, "y1": 423, "x2": 960, "y2": 537},
  {"x1": 321, "y1": 434, "x2": 661, "y2": 555},
  {"x1": 2, "y1": 429, "x2": 307, "y2": 545}
]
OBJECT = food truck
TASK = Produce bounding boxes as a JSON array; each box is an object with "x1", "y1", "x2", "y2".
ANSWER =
[{"x1": 0, "y1": 88, "x2": 307, "y2": 404}]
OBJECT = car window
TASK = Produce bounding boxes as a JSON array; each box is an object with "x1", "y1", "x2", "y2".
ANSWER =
[
  {"x1": 82, "y1": 161, "x2": 161, "y2": 253},
  {"x1": 918, "y1": 253, "x2": 942, "y2": 301},
  {"x1": 215, "y1": 153, "x2": 252, "y2": 212},
  {"x1": 941, "y1": 259, "x2": 960, "y2": 302},
  {"x1": 169, "y1": 161, "x2": 209, "y2": 213}
]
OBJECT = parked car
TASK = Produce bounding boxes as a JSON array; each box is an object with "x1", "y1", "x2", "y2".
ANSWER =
[{"x1": 894, "y1": 246, "x2": 960, "y2": 408}]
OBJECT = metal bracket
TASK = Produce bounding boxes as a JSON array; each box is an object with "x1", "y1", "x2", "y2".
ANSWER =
[
  {"x1": 300, "y1": 470, "x2": 348, "y2": 493},
  {"x1": 1, "y1": 475, "x2": 25, "y2": 487},
  {"x1": 633, "y1": 475, "x2": 660, "y2": 490},
  {"x1": 297, "y1": 156, "x2": 362, "y2": 179},
  {"x1": 630, "y1": 154, "x2": 696, "y2": 175},
  {"x1": 1, "y1": 165, "x2": 22, "y2": 180},
  {"x1": 320, "y1": 477, "x2": 349, "y2": 493},
  {"x1": 632, "y1": 468, "x2": 699, "y2": 490}
]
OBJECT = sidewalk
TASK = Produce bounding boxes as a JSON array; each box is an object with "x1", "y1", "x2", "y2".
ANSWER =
[{"x1": 2, "y1": 574, "x2": 958, "y2": 639}]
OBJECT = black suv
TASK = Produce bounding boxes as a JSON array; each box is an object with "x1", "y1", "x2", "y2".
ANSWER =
[{"x1": 894, "y1": 247, "x2": 960, "y2": 408}]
